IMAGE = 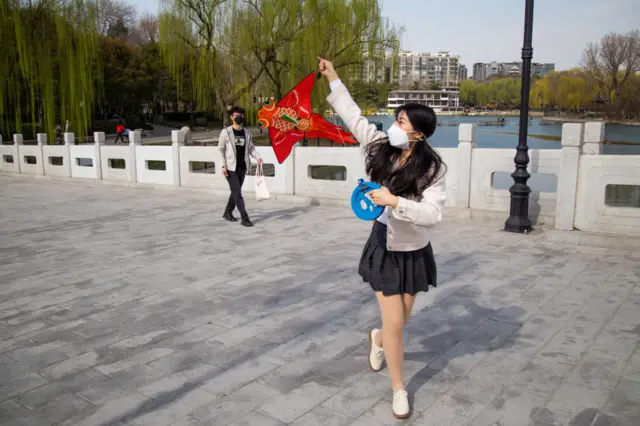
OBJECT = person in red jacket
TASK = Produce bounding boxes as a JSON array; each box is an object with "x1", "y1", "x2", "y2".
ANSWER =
[{"x1": 115, "y1": 119, "x2": 126, "y2": 144}]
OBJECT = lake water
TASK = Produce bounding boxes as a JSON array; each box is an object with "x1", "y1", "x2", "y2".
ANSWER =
[{"x1": 364, "y1": 116, "x2": 640, "y2": 155}]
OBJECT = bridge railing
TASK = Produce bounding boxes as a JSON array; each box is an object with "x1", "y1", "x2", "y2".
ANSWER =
[{"x1": 1, "y1": 123, "x2": 639, "y2": 237}]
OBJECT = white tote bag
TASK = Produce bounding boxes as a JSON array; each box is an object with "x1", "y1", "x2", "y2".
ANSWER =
[{"x1": 254, "y1": 162, "x2": 271, "y2": 201}]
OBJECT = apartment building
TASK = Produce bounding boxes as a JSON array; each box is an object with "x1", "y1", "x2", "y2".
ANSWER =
[
  {"x1": 360, "y1": 50, "x2": 469, "y2": 88},
  {"x1": 473, "y1": 61, "x2": 556, "y2": 81},
  {"x1": 361, "y1": 52, "x2": 393, "y2": 84},
  {"x1": 396, "y1": 51, "x2": 462, "y2": 87},
  {"x1": 459, "y1": 64, "x2": 468, "y2": 82}
]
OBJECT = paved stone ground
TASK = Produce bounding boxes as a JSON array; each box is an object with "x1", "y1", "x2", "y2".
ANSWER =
[{"x1": 0, "y1": 175, "x2": 639, "y2": 426}]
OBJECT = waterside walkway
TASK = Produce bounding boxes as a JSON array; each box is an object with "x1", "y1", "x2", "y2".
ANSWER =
[{"x1": 0, "y1": 175, "x2": 639, "y2": 426}]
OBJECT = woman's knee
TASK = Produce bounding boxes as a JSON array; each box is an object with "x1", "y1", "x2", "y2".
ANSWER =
[
  {"x1": 377, "y1": 293, "x2": 405, "y2": 334},
  {"x1": 401, "y1": 294, "x2": 416, "y2": 324},
  {"x1": 383, "y1": 314, "x2": 405, "y2": 335}
]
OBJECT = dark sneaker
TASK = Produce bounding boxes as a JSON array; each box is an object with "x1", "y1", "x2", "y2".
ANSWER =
[
  {"x1": 241, "y1": 218, "x2": 254, "y2": 227},
  {"x1": 223, "y1": 212, "x2": 238, "y2": 222}
]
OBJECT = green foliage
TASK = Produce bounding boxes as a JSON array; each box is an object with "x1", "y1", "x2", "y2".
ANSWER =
[
  {"x1": 530, "y1": 70, "x2": 596, "y2": 110},
  {"x1": 106, "y1": 17, "x2": 129, "y2": 38},
  {"x1": 158, "y1": 0, "x2": 399, "y2": 125},
  {"x1": 349, "y1": 81, "x2": 395, "y2": 109},
  {"x1": 1, "y1": 1, "x2": 170, "y2": 138},
  {"x1": 463, "y1": 67, "x2": 640, "y2": 115},
  {"x1": 459, "y1": 80, "x2": 476, "y2": 106},
  {"x1": 123, "y1": 113, "x2": 141, "y2": 128},
  {"x1": 102, "y1": 120, "x2": 118, "y2": 134},
  {"x1": 582, "y1": 30, "x2": 640, "y2": 114},
  {"x1": 460, "y1": 78, "x2": 521, "y2": 108},
  {"x1": 99, "y1": 36, "x2": 163, "y2": 117},
  {"x1": 0, "y1": 0, "x2": 100, "y2": 139}
]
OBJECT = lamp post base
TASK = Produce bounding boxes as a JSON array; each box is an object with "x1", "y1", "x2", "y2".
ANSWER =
[
  {"x1": 504, "y1": 216, "x2": 533, "y2": 233},
  {"x1": 504, "y1": 181, "x2": 533, "y2": 234}
]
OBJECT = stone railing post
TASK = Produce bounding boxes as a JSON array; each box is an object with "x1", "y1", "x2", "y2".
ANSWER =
[
  {"x1": 129, "y1": 130, "x2": 141, "y2": 183},
  {"x1": 179, "y1": 126, "x2": 192, "y2": 145},
  {"x1": 457, "y1": 123, "x2": 476, "y2": 208},
  {"x1": 13, "y1": 134, "x2": 23, "y2": 174},
  {"x1": 36, "y1": 133, "x2": 47, "y2": 175},
  {"x1": 582, "y1": 122, "x2": 604, "y2": 155},
  {"x1": 285, "y1": 142, "x2": 299, "y2": 195},
  {"x1": 93, "y1": 132, "x2": 105, "y2": 180},
  {"x1": 64, "y1": 132, "x2": 74, "y2": 177},
  {"x1": 555, "y1": 123, "x2": 584, "y2": 231},
  {"x1": 171, "y1": 130, "x2": 183, "y2": 186}
]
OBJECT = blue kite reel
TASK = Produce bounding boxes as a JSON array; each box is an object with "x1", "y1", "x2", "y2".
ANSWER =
[{"x1": 351, "y1": 178, "x2": 384, "y2": 221}]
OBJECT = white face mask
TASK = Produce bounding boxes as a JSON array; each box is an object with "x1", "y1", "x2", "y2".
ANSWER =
[{"x1": 387, "y1": 124, "x2": 416, "y2": 150}]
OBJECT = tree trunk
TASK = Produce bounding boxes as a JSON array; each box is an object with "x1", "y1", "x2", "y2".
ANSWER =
[{"x1": 215, "y1": 88, "x2": 230, "y2": 127}]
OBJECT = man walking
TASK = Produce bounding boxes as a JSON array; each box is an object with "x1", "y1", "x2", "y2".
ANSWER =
[{"x1": 218, "y1": 106, "x2": 262, "y2": 227}]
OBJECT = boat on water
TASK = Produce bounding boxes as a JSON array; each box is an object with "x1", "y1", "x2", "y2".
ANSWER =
[{"x1": 477, "y1": 117, "x2": 506, "y2": 126}]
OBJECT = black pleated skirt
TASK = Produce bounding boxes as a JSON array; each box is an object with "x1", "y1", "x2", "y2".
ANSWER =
[{"x1": 358, "y1": 221, "x2": 437, "y2": 296}]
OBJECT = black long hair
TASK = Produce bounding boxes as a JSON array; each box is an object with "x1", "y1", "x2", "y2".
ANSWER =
[{"x1": 364, "y1": 103, "x2": 446, "y2": 198}]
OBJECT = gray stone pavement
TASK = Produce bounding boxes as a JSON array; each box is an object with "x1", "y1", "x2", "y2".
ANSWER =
[{"x1": 0, "y1": 175, "x2": 639, "y2": 426}]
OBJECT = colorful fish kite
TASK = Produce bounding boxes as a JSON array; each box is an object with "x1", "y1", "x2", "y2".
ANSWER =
[{"x1": 257, "y1": 72, "x2": 357, "y2": 164}]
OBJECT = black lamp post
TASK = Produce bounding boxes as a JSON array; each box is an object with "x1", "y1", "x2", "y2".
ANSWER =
[{"x1": 505, "y1": 0, "x2": 535, "y2": 233}]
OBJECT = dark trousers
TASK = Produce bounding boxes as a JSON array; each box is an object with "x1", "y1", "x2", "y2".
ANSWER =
[{"x1": 224, "y1": 168, "x2": 248, "y2": 218}]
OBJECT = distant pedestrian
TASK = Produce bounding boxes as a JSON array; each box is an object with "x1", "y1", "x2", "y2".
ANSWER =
[
  {"x1": 114, "y1": 120, "x2": 126, "y2": 144},
  {"x1": 217, "y1": 106, "x2": 262, "y2": 227},
  {"x1": 318, "y1": 56, "x2": 447, "y2": 419}
]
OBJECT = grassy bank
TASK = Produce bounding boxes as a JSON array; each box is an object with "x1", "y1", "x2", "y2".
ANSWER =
[{"x1": 541, "y1": 116, "x2": 640, "y2": 126}]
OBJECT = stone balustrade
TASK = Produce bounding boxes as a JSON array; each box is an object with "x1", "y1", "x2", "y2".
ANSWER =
[{"x1": 1, "y1": 122, "x2": 639, "y2": 238}]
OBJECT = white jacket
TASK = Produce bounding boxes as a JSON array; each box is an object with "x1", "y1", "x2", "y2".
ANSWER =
[
  {"x1": 326, "y1": 80, "x2": 447, "y2": 252},
  {"x1": 217, "y1": 126, "x2": 260, "y2": 172}
]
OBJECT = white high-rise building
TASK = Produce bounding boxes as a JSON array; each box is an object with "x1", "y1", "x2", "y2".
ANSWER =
[
  {"x1": 473, "y1": 61, "x2": 556, "y2": 81},
  {"x1": 397, "y1": 51, "x2": 462, "y2": 87},
  {"x1": 361, "y1": 54, "x2": 389, "y2": 84},
  {"x1": 360, "y1": 50, "x2": 396, "y2": 84}
]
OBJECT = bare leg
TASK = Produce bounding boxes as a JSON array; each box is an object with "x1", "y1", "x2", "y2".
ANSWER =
[
  {"x1": 374, "y1": 293, "x2": 417, "y2": 348},
  {"x1": 375, "y1": 292, "x2": 406, "y2": 390},
  {"x1": 402, "y1": 293, "x2": 417, "y2": 324}
]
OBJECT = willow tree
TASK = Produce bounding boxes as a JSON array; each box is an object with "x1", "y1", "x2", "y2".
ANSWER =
[
  {"x1": 158, "y1": 0, "x2": 398, "y2": 125},
  {"x1": 530, "y1": 70, "x2": 597, "y2": 111},
  {"x1": 236, "y1": 0, "x2": 399, "y2": 101},
  {"x1": 0, "y1": 0, "x2": 100, "y2": 140}
]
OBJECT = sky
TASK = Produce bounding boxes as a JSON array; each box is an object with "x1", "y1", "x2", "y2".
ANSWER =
[{"x1": 129, "y1": 0, "x2": 638, "y2": 71}]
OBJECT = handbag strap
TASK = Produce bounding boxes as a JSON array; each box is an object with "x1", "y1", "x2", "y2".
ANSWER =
[{"x1": 256, "y1": 161, "x2": 264, "y2": 177}]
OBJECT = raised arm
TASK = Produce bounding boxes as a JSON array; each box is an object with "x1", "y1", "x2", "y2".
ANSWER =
[{"x1": 318, "y1": 57, "x2": 387, "y2": 146}]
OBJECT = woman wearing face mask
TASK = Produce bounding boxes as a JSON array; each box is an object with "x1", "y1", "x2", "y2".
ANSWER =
[{"x1": 318, "y1": 57, "x2": 446, "y2": 419}]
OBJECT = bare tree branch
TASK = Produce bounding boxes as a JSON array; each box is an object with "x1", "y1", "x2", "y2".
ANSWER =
[
  {"x1": 582, "y1": 30, "x2": 640, "y2": 108},
  {"x1": 95, "y1": 0, "x2": 136, "y2": 35}
]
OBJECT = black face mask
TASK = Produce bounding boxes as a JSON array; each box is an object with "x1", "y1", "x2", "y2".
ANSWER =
[{"x1": 234, "y1": 115, "x2": 244, "y2": 125}]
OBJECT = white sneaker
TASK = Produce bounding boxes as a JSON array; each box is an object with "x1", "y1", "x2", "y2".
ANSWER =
[
  {"x1": 368, "y1": 329, "x2": 384, "y2": 372},
  {"x1": 392, "y1": 389, "x2": 410, "y2": 419}
]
